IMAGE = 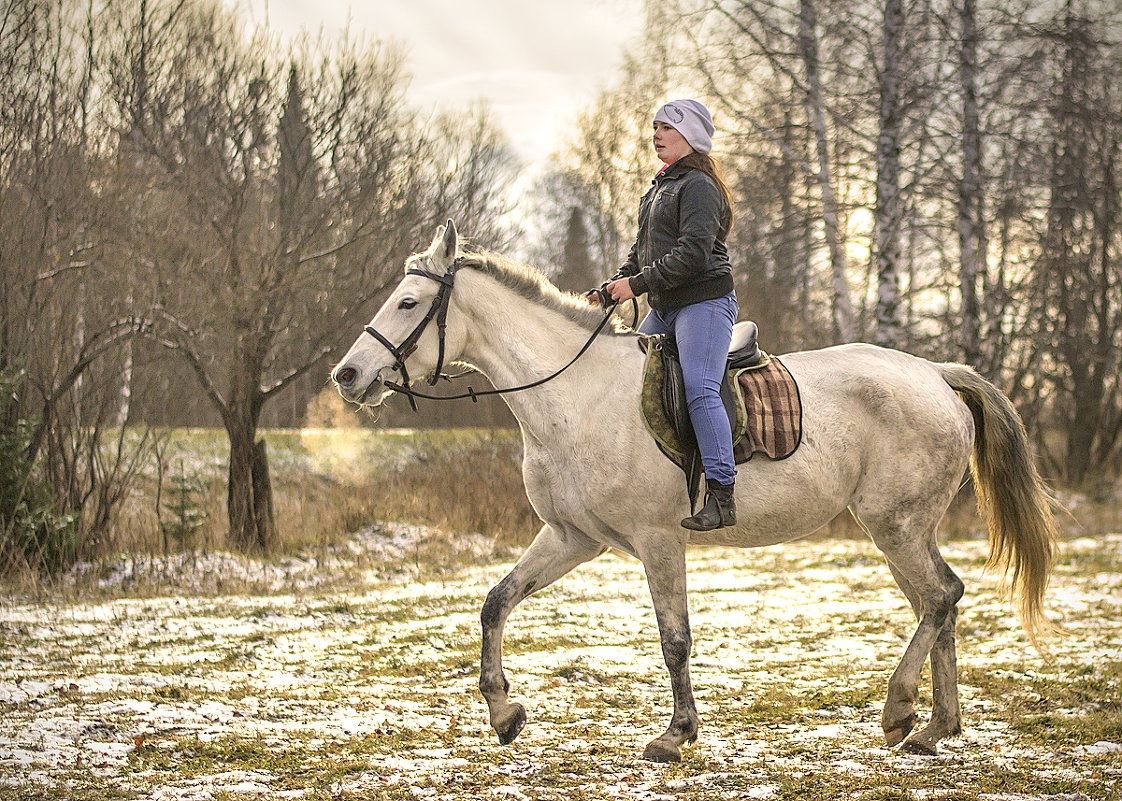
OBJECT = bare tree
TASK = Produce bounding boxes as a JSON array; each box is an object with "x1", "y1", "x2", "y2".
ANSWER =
[
  {"x1": 798, "y1": 0, "x2": 856, "y2": 341},
  {"x1": 1027, "y1": 4, "x2": 1122, "y2": 486},
  {"x1": 0, "y1": 0, "x2": 156, "y2": 571},
  {"x1": 565, "y1": 78, "x2": 667, "y2": 274},
  {"x1": 97, "y1": 1, "x2": 518, "y2": 548},
  {"x1": 683, "y1": 0, "x2": 881, "y2": 343},
  {"x1": 955, "y1": 0, "x2": 984, "y2": 366},
  {"x1": 873, "y1": 0, "x2": 904, "y2": 347}
]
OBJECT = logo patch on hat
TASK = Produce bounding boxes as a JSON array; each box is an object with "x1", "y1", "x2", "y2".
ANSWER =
[{"x1": 666, "y1": 104, "x2": 685, "y2": 123}]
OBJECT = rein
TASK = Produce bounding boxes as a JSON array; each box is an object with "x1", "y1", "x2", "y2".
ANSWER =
[{"x1": 361, "y1": 258, "x2": 623, "y2": 410}]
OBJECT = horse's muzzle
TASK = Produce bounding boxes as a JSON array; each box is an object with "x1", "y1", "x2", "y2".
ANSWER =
[{"x1": 333, "y1": 365, "x2": 386, "y2": 407}]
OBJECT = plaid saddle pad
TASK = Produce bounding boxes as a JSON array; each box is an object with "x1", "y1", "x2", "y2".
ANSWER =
[
  {"x1": 731, "y1": 356, "x2": 803, "y2": 462},
  {"x1": 641, "y1": 348, "x2": 803, "y2": 467}
]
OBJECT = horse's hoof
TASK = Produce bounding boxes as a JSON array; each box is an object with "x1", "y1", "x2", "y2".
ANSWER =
[
  {"x1": 901, "y1": 736, "x2": 938, "y2": 756},
  {"x1": 883, "y1": 713, "x2": 916, "y2": 747},
  {"x1": 493, "y1": 703, "x2": 527, "y2": 745},
  {"x1": 643, "y1": 739, "x2": 682, "y2": 763}
]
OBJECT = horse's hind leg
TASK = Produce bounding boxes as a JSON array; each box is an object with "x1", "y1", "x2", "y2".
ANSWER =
[
  {"x1": 861, "y1": 515, "x2": 964, "y2": 755},
  {"x1": 479, "y1": 523, "x2": 605, "y2": 746},
  {"x1": 884, "y1": 556, "x2": 963, "y2": 754}
]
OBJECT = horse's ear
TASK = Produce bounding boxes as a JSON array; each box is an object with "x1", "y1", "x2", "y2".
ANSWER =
[
  {"x1": 429, "y1": 223, "x2": 446, "y2": 251},
  {"x1": 441, "y1": 219, "x2": 458, "y2": 261}
]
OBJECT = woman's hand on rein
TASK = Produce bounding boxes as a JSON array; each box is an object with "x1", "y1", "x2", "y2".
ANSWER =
[{"x1": 605, "y1": 277, "x2": 636, "y2": 302}]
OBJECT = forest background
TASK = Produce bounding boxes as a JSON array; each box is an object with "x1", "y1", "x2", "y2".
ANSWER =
[{"x1": 2, "y1": 0, "x2": 1121, "y2": 577}]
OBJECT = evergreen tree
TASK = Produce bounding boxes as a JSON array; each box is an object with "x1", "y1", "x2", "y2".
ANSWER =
[
  {"x1": 0, "y1": 369, "x2": 75, "y2": 574},
  {"x1": 557, "y1": 206, "x2": 597, "y2": 293},
  {"x1": 161, "y1": 459, "x2": 205, "y2": 552}
]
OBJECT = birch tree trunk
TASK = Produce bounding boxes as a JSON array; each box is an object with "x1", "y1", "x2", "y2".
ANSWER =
[
  {"x1": 957, "y1": 0, "x2": 983, "y2": 366},
  {"x1": 798, "y1": 0, "x2": 856, "y2": 343},
  {"x1": 114, "y1": 341, "x2": 133, "y2": 428},
  {"x1": 874, "y1": 0, "x2": 904, "y2": 348},
  {"x1": 115, "y1": 292, "x2": 134, "y2": 428}
]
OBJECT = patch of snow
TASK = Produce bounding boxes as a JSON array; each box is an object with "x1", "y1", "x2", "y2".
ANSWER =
[
  {"x1": 976, "y1": 795, "x2": 1090, "y2": 801},
  {"x1": 151, "y1": 770, "x2": 277, "y2": 800},
  {"x1": 1071, "y1": 741, "x2": 1122, "y2": 756}
]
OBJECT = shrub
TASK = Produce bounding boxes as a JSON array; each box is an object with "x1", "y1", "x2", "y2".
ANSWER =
[{"x1": 0, "y1": 369, "x2": 77, "y2": 575}]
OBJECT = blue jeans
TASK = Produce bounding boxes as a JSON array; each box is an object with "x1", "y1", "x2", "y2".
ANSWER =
[{"x1": 639, "y1": 291, "x2": 738, "y2": 485}]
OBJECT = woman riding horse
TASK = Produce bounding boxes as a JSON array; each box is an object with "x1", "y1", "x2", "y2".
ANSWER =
[{"x1": 591, "y1": 99, "x2": 739, "y2": 532}]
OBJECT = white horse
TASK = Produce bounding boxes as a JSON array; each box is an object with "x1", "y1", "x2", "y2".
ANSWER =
[{"x1": 332, "y1": 222, "x2": 1056, "y2": 762}]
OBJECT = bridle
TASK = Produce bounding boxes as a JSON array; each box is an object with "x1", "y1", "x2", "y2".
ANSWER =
[
  {"x1": 358, "y1": 257, "x2": 624, "y2": 411},
  {"x1": 361, "y1": 260, "x2": 460, "y2": 411}
]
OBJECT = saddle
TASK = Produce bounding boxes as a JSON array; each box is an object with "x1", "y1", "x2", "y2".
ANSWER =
[{"x1": 640, "y1": 322, "x2": 803, "y2": 509}]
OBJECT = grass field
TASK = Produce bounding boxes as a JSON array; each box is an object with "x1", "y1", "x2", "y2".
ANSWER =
[
  {"x1": 81, "y1": 427, "x2": 540, "y2": 575},
  {"x1": 2, "y1": 526, "x2": 1120, "y2": 800}
]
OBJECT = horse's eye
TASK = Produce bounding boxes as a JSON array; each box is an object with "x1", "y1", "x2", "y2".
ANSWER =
[{"x1": 398, "y1": 298, "x2": 418, "y2": 310}]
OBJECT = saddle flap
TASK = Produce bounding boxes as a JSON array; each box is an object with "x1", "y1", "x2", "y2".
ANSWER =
[
  {"x1": 640, "y1": 329, "x2": 801, "y2": 493},
  {"x1": 659, "y1": 339, "x2": 694, "y2": 452}
]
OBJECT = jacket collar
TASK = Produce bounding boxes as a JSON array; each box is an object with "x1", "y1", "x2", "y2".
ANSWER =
[{"x1": 653, "y1": 158, "x2": 692, "y2": 183}]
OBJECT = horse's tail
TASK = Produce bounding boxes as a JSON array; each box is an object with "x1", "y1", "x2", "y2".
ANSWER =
[{"x1": 940, "y1": 363, "x2": 1058, "y2": 649}]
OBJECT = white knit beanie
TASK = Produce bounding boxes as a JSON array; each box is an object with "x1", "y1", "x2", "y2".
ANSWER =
[{"x1": 653, "y1": 99, "x2": 715, "y2": 155}]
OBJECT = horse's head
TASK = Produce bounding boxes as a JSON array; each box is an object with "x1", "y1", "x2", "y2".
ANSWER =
[{"x1": 332, "y1": 220, "x2": 467, "y2": 408}]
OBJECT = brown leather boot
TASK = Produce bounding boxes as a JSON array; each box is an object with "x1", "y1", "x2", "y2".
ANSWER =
[{"x1": 681, "y1": 479, "x2": 736, "y2": 531}]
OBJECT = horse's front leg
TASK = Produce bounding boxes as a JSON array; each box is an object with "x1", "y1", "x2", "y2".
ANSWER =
[
  {"x1": 636, "y1": 537, "x2": 698, "y2": 762},
  {"x1": 480, "y1": 523, "x2": 604, "y2": 745}
]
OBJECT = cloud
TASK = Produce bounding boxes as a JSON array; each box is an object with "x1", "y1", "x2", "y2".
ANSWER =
[{"x1": 233, "y1": 0, "x2": 644, "y2": 160}]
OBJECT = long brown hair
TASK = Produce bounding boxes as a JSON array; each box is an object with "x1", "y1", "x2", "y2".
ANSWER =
[{"x1": 678, "y1": 152, "x2": 734, "y2": 240}]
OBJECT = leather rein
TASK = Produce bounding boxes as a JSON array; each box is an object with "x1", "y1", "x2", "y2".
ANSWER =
[{"x1": 361, "y1": 258, "x2": 625, "y2": 411}]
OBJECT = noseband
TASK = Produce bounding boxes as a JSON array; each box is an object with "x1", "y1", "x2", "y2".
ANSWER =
[{"x1": 359, "y1": 257, "x2": 621, "y2": 410}]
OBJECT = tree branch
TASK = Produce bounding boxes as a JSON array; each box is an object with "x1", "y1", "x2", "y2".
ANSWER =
[
  {"x1": 154, "y1": 309, "x2": 228, "y2": 413},
  {"x1": 262, "y1": 346, "x2": 333, "y2": 399}
]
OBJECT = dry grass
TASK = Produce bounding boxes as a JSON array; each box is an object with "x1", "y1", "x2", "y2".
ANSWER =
[
  {"x1": 1, "y1": 429, "x2": 538, "y2": 595},
  {"x1": 270, "y1": 431, "x2": 538, "y2": 553},
  {"x1": 127, "y1": 428, "x2": 538, "y2": 555}
]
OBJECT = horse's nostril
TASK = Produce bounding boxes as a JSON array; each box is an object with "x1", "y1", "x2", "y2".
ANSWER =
[{"x1": 335, "y1": 367, "x2": 357, "y2": 386}]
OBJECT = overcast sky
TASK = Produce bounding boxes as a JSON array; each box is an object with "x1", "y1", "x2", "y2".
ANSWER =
[{"x1": 227, "y1": 0, "x2": 646, "y2": 163}]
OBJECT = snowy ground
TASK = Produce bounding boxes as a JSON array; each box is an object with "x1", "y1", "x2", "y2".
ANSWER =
[{"x1": 1, "y1": 532, "x2": 1120, "y2": 800}]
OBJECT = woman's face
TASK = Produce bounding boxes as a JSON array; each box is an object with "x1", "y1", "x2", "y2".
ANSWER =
[{"x1": 653, "y1": 121, "x2": 693, "y2": 164}]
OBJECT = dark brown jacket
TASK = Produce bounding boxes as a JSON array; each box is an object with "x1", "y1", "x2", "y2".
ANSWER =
[{"x1": 615, "y1": 160, "x2": 733, "y2": 311}]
